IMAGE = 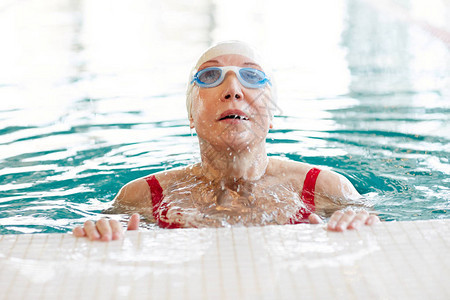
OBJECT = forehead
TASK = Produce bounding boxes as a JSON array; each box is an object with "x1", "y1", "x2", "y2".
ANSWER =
[{"x1": 198, "y1": 54, "x2": 262, "y2": 70}]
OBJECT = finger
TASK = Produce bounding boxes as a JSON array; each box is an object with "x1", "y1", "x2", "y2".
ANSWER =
[
  {"x1": 348, "y1": 211, "x2": 370, "y2": 229},
  {"x1": 109, "y1": 220, "x2": 124, "y2": 240},
  {"x1": 72, "y1": 226, "x2": 86, "y2": 237},
  {"x1": 84, "y1": 220, "x2": 101, "y2": 241},
  {"x1": 308, "y1": 213, "x2": 323, "y2": 224},
  {"x1": 334, "y1": 210, "x2": 356, "y2": 231},
  {"x1": 127, "y1": 213, "x2": 140, "y2": 231},
  {"x1": 365, "y1": 215, "x2": 381, "y2": 225},
  {"x1": 96, "y1": 218, "x2": 112, "y2": 241},
  {"x1": 327, "y1": 210, "x2": 345, "y2": 231}
]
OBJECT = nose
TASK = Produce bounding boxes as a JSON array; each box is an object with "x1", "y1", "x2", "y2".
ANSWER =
[{"x1": 220, "y1": 72, "x2": 244, "y2": 101}]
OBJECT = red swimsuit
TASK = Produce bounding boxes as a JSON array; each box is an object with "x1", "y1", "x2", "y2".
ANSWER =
[{"x1": 145, "y1": 167, "x2": 321, "y2": 228}]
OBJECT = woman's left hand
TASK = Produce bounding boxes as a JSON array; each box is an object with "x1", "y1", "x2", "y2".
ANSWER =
[{"x1": 309, "y1": 209, "x2": 380, "y2": 231}]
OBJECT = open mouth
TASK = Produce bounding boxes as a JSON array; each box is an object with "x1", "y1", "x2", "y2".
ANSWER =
[
  {"x1": 219, "y1": 114, "x2": 249, "y2": 121},
  {"x1": 218, "y1": 109, "x2": 250, "y2": 121}
]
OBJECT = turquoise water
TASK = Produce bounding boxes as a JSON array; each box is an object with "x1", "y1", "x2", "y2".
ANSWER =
[{"x1": 1, "y1": 0, "x2": 449, "y2": 234}]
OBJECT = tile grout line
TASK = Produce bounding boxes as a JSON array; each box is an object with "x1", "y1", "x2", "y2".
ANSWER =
[
  {"x1": 372, "y1": 224, "x2": 407, "y2": 298},
  {"x1": 55, "y1": 235, "x2": 67, "y2": 299},
  {"x1": 215, "y1": 228, "x2": 226, "y2": 300},
  {"x1": 74, "y1": 236, "x2": 92, "y2": 299},
  {"x1": 277, "y1": 227, "x2": 302, "y2": 299},
  {"x1": 200, "y1": 244, "x2": 207, "y2": 300},
  {"x1": 128, "y1": 231, "x2": 142, "y2": 300},
  {"x1": 35, "y1": 234, "x2": 50, "y2": 300},
  {"x1": 245, "y1": 226, "x2": 261, "y2": 298},
  {"x1": 404, "y1": 221, "x2": 437, "y2": 294},
  {"x1": 384, "y1": 222, "x2": 417, "y2": 298},
  {"x1": 165, "y1": 231, "x2": 172, "y2": 300},
  {"x1": 92, "y1": 242, "x2": 104, "y2": 300},
  {"x1": 166, "y1": 231, "x2": 171, "y2": 300},
  {"x1": 296, "y1": 228, "x2": 320, "y2": 300},
  {"x1": 19, "y1": 235, "x2": 34, "y2": 300},
  {"x1": 429, "y1": 221, "x2": 450, "y2": 248},
  {"x1": 358, "y1": 227, "x2": 385, "y2": 298},
  {"x1": 2, "y1": 220, "x2": 450, "y2": 299},
  {"x1": 364, "y1": 226, "x2": 390, "y2": 298},
  {"x1": 99, "y1": 237, "x2": 111, "y2": 299},
  {"x1": 337, "y1": 230, "x2": 357, "y2": 300},
  {"x1": 424, "y1": 221, "x2": 450, "y2": 297},
  {"x1": 56, "y1": 235, "x2": 70, "y2": 299},
  {"x1": 4, "y1": 235, "x2": 31, "y2": 300},
  {"x1": 260, "y1": 226, "x2": 281, "y2": 300},
  {"x1": 20, "y1": 235, "x2": 35, "y2": 300},
  {"x1": 111, "y1": 234, "x2": 127, "y2": 300},
  {"x1": 183, "y1": 253, "x2": 188, "y2": 300},
  {"x1": 400, "y1": 221, "x2": 437, "y2": 298},
  {"x1": 148, "y1": 230, "x2": 157, "y2": 300},
  {"x1": 0, "y1": 234, "x2": 18, "y2": 299},
  {"x1": 322, "y1": 228, "x2": 347, "y2": 299},
  {"x1": 5, "y1": 234, "x2": 19, "y2": 260},
  {"x1": 230, "y1": 227, "x2": 244, "y2": 299}
]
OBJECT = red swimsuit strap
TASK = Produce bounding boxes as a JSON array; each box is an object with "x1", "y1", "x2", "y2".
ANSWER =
[
  {"x1": 145, "y1": 175, "x2": 181, "y2": 229},
  {"x1": 301, "y1": 167, "x2": 321, "y2": 213},
  {"x1": 146, "y1": 168, "x2": 321, "y2": 227},
  {"x1": 145, "y1": 175, "x2": 163, "y2": 214},
  {"x1": 290, "y1": 167, "x2": 321, "y2": 224}
]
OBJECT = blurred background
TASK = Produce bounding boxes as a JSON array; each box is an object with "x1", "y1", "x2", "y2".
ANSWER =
[{"x1": 0, "y1": 0, "x2": 449, "y2": 233}]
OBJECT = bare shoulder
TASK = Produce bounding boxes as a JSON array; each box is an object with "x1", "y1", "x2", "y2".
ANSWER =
[
  {"x1": 113, "y1": 177, "x2": 151, "y2": 209},
  {"x1": 313, "y1": 169, "x2": 369, "y2": 213},
  {"x1": 268, "y1": 157, "x2": 314, "y2": 186},
  {"x1": 149, "y1": 164, "x2": 196, "y2": 188},
  {"x1": 314, "y1": 169, "x2": 360, "y2": 200},
  {"x1": 268, "y1": 157, "x2": 361, "y2": 203},
  {"x1": 268, "y1": 156, "x2": 311, "y2": 173},
  {"x1": 114, "y1": 165, "x2": 194, "y2": 209}
]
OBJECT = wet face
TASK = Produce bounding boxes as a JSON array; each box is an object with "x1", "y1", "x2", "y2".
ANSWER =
[{"x1": 190, "y1": 54, "x2": 274, "y2": 153}]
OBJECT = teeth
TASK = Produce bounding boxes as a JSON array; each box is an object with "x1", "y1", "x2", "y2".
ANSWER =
[{"x1": 221, "y1": 114, "x2": 248, "y2": 120}]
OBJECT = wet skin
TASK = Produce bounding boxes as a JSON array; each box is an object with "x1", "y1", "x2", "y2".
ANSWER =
[{"x1": 73, "y1": 54, "x2": 380, "y2": 241}]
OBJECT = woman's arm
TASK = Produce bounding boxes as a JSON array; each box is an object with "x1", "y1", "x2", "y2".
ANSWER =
[
  {"x1": 72, "y1": 213, "x2": 140, "y2": 241},
  {"x1": 310, "y1": 169, "x2": 380, "y2": 231},
  {"x1": 72, "y1": 178, "x2": 152, "y2": 241}
]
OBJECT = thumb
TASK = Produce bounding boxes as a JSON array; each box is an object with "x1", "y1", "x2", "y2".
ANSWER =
[
  {"x1": 308, "y1": 213, "x2": 323, "y2": 224},
  {"x1": 127, "y1": 213, "x2": 140, "y2": 231}
]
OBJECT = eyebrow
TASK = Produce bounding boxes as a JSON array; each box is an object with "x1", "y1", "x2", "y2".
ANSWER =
[
  {"x1": 202, "y1": 59, "x2": 220, "y2": 65},
  {"x1": 199, "y1": 60, "x2": 263, "y2": 70},
  {"x1": 243, "y1": 62, "x2": 262, "y2": 68}
]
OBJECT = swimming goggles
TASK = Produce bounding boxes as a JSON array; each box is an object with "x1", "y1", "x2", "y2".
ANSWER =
[{"x1": 191, "y1": 66, "x2": 271, "y2": 89}]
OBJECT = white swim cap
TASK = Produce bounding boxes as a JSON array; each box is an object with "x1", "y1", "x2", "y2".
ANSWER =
[{"x1": 186, "y1": 41, "x2": 276, "y2": 120}]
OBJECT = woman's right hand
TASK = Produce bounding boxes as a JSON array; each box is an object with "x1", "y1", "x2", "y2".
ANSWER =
[{"x1": 72, "y1": 213, "x2": 140, "y2": 241}]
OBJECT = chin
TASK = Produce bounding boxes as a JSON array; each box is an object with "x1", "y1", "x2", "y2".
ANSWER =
[
  {"x1": 217, "y1": 132, "x2": 264, "y2": 154},
  {"x1": 197, "y1": 124, "x2": 267, "y2": 151}
]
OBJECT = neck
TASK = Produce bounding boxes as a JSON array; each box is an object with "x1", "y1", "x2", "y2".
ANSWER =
[{"x1": 198, "y1": 137, "x2": 269, "y2": 183}]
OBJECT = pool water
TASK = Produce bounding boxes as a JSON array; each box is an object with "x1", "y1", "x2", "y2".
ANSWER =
[{"x1": 0, "y1": 0, "x2": 449, "y2": 234}]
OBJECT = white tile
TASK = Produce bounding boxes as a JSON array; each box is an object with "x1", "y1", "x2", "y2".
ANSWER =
[{"x1": 1, "y1": 220, "x2": 450, "y2": 300}]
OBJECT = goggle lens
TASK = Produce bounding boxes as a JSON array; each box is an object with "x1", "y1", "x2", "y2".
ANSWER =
[
  {"x1": 239, "y1": 68, "x2": 266, "y2": 85},
  {"x1": 192, "y1": 66, "x2": 271, "y2": 89},
  {"x1": 198, "y1": 69, "x2": 221, "y2": 84}
]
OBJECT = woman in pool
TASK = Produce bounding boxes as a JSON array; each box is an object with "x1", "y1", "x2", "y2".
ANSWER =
[{"x1": 73, "y1": 41, "x2": 380, "y2": 241}]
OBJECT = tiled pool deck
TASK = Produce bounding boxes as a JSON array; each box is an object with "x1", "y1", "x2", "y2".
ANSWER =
[{"x1": 1, "y1": 220, "x2": 449, "y2": 299}]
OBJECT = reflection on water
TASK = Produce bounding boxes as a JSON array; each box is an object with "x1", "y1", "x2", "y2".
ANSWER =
[{"x1": 0, "y1": 0, "x2": 449, "y2": 233}]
